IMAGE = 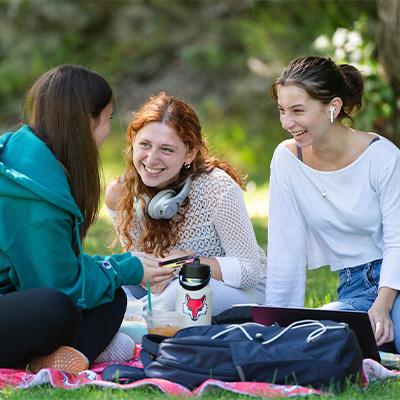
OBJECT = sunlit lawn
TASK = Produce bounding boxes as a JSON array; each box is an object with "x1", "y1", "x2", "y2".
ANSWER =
[
  {"x1": 4, "y1": 197, "x2": 400, "y2": 400},
  {"x1": 2, "y1": 130, "x2": 399, "y2": 399}
]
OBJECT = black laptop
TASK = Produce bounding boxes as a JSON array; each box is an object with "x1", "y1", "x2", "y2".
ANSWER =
[{"x1": 251, "y1": 306, "x2": 380, "y2": 362}]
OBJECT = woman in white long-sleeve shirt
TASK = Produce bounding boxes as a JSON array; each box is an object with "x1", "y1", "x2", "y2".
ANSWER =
[
  {"x1": 105, "y1": 92, "x2": 266, "y2": 315},
  {"x1": 266, "y1": 56, "x2": 400, "y2": 351}
]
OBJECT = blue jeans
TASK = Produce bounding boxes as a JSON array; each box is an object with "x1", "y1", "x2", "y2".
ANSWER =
[{"x1": 322, "y1": 259, "x2": 400, "y2": 352}]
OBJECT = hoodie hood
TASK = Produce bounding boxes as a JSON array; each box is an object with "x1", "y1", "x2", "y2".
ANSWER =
[{"x1": 0, "y1": 125, "x2": 83, "y2": 221}]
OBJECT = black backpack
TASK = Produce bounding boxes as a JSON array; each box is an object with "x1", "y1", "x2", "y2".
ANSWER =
[{"x1": 103, "y1": 320, "x2": 363, "y2": 390}]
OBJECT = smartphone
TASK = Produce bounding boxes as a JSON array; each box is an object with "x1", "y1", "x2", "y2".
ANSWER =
[{"x1": 158, "y1": 255, "x2": 195, "y2": 268}]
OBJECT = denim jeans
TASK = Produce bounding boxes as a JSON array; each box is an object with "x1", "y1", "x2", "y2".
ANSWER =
[{"x1": 322, "y1": 259, "x2": 400, "y2": 352}]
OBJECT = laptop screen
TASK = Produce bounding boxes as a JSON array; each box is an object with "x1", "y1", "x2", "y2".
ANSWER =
[{"x1": 251, "y1": 306, "x2": 380, "y2": 362}]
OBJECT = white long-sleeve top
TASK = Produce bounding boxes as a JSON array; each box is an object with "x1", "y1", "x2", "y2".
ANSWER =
[
  {"x1": 266, "y1": 136, "x2": 400, "y2": 307},
  {"x1": 109, "y1": 168, "x2": 267, "y2": 288}
]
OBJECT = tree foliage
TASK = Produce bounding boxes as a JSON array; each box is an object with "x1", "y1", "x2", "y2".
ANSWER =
[{"x1": 0, "y1": 0, "x2": 393, "y2": 182}]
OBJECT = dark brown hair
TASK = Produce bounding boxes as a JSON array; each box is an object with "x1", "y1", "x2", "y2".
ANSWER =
[
  {"x1": 24, "y1": 64, "x2": 113, "y2": 245},
  {"x1": 119, "y1": 92, "x2": 245, "y2": 256},
  {"x1": 270, "y1": 56, "x2": 364, "y2": 120}
]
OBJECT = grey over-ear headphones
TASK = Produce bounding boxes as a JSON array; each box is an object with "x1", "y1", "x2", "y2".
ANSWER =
[{"x1": 136, "y1": 176, "x2": 192, "y2": 220}]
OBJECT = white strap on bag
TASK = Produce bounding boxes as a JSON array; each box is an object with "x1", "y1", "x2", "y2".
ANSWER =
[{"x1": 210, "y1": 320, "x2": 347, "y2": 345}]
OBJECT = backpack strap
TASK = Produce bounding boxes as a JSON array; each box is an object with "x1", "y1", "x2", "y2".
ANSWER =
[
  {"x1": 102, "y1": 364, "x2": 145, "y2": 383},
  {"x1": 140, "y1": 334, "x2": 168, "y2": 366}
]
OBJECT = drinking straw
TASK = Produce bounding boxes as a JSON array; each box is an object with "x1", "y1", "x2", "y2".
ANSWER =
[{"x1": 146, "y1": 277, "x2": 152, "y2": 316}]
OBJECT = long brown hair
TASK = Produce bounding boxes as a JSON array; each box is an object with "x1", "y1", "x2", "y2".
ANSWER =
[
  {"x1": 119, "y1": 92, "x2": 245, "y2": 256},
  {"x1": 24, "y1": 64, "x2": 113, "y2": 243}
]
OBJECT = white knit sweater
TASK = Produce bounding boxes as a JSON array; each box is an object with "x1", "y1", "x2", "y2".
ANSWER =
[
  {"x1": 109, "y1": 168, "x2": 267, "y2": 288},
  {"x1": 266, "y1": 136, "x2": 400, "y2": 307}
]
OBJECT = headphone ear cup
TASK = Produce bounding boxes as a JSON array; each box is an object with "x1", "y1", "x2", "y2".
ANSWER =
[
  {"x1": 147, "y1": 189, "x2": 177, "y2": 219},
  {"x1": 144, "y1": 177, "x2": 193, "y2": 220}
]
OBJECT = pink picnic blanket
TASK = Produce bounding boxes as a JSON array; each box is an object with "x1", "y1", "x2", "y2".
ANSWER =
[{"x1": 0, "y1": 349, "x2": 399, "y2": 397}]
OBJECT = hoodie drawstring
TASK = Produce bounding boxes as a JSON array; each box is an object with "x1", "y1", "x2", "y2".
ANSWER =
[{"x1": 75, "y1": 220, "x2": 87, "y2": 309}]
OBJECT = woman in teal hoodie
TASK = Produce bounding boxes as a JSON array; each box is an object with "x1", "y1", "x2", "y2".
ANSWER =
[{"x1": 0, "y1": 65, "x2": 173, "y2": 372}]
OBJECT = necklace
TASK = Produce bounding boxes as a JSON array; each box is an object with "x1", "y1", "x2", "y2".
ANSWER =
[
  {"x1": 311, "y1": 151, "x2": 328, "y2": 198},
  {"x1": 310, "y1": 129, "x2": 352, "y2": 198}
]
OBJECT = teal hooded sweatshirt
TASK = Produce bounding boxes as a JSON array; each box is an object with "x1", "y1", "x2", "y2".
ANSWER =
[{"x1": 0, "y1": 125, "x2": 143, "y2": 310}]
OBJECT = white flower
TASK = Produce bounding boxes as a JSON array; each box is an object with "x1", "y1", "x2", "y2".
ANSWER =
[
  {"x1": 314, "y1": 35, "x2": 330, "y2": 50},
  {"x1": 344, "y1": 31, "x2": 362, "y2": 52},
  {"x1": 332, "y1": 28, "x2": 348, "y2": 48}
]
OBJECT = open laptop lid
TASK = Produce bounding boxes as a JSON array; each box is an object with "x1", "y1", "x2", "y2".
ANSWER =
[{"x1": 251, "y1": 306, "x2": 380, "y2": 362}]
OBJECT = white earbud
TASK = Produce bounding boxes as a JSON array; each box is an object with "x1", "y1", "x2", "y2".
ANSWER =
[{"x1": 329, "y1": 106, "x2": 336, "y2": 123}]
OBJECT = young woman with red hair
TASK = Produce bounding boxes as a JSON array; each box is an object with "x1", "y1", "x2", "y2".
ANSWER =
[{"x1": 106, "y1": 92, "x2": 266, "y2": 315}]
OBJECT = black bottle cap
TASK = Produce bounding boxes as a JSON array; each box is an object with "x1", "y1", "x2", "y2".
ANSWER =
[
  {"x1": 180, "y1": 257, "x2": 210, "y2": 279},
  {"x1": 179, "y1": 257, "x2": 211, "y2": 290}
]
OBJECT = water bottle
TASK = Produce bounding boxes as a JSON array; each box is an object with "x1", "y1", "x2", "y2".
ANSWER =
[{"x1": 176, "y1": 257, "x2": 213, "y2": 327}]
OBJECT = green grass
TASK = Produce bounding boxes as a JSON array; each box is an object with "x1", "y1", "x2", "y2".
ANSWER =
[
  {"x1": 2, "y1": 131, "x2": 399, "y2": 399},
  {"x1": 1, "y1": 378, "x2": 400, "y2": 399}
]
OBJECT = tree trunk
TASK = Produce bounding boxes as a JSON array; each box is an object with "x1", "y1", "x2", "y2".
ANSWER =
[{"x1": 377, "y1": 0, "x2": 400, "y2": 145}]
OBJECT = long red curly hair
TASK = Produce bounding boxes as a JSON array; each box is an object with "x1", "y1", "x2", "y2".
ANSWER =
[{"x1": 118, "y1": 92, "x2": 245, "y2": 257}]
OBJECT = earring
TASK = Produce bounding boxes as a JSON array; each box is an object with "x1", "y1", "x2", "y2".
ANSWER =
[
  {"x1": 329, "y1": 106, "x2": 336, "y2": 124},
  {"x1": 184, "y1": 162, "x2": 191, "y2": 170}
]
